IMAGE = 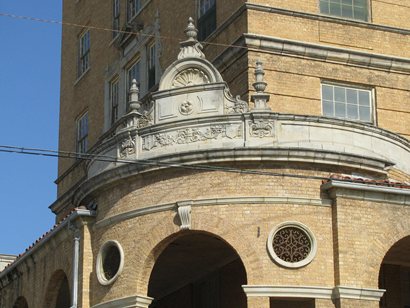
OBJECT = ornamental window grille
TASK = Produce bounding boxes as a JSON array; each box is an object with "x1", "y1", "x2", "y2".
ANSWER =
[
  {"x1": 112, "y1": 0, "x2": 120, "y2": 38},
  {"x1": 78, "y1": 30, "x2": 90, "y2": 76},
  {"x1": 321, "y1": 83, "x2": 372, "y2": 122},
  {"x1": 272, "y1": 227, "x2": 311, "y2": 263},
  {"x1": 319, "y1": 0, "x2": 369, "y2": 21},
  {"x1": 198, "y1": 0, "x2": 216, "y2": 41}
]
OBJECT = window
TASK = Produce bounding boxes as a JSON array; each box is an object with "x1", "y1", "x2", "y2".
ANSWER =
[
  {"x1": 110, "y1": 78, "x2": 119, "y2": 125},
  {"x1": 77, "y1": 112, "x2": 88, "y2": 154},
  {"x1": 127, "y1": 60, "x2": 140, "y2": 89},
  {"x1": 127, "y1": 0, "x2": 141, "y2": 21},
  {"x1": 198, "y1": 0, "x2": 216, "y2": 41},
  {"x1": 319, "y1": 0, "x2": 369, "y2": 21},
  {"x1": 321, "y1": 83, "x2": 372, "y2": 122},
  {"x1": 78, "y1": 30, "x2": 90, "y2": 76},
  {"x1": 112, "y1": 0, "x2": 120, "y2": 38},
  {"x1": 147, "y1": 43, "x2": 156, "y2": 89}
]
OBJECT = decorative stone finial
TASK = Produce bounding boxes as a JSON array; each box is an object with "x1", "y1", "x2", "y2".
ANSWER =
[
  {"x1": 251, "y1": 61, "x2": 271, "y2": 111},
  {"x1": 178, "y1": 17, "x2": 205, "y2": 60},
  {"x1": 128, "y1": 79, "x2": 141, "y2": 112}
]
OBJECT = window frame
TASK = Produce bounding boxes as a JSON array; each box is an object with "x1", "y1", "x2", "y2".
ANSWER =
[
  {"x1": 319, "y1": 0, "x2": 370, "y2": 22},
  {"x1": 198, "y1": 0, "x2": 216, "y2": 41},
  {"x1": 147, "y1": 42, "x2": 156, "y2": 90},
  {"x1": 76, "y1": 112, "x2": 89, "y2": 155},
  {"x1": 110, "y1": 77, "x2": 120, "y2": 125},
  {"x1": 78, "y1": 30, "x2": 90, "y2": 77},
  {"x1": 321, "y1": 82, "x2": 374, "y2": 123},
  {"x1": 112, "y1": 0, "x2": 120, "y2": 38},
  {"x1": 127, "y1": 0, "x2": 141, "y2": 22}
]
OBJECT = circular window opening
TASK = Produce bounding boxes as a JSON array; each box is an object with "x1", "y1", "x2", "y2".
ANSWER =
[
  {"x1": 267, "y1": 222, "x2": 317, "y2": 268},
  {"x1": 96, "y1": 240, "x2": 124, "y2": 285}
]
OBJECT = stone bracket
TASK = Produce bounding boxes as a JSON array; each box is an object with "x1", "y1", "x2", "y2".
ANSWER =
[{"x1": 177, "y1": 201, "x2": 192, "y2": 230}]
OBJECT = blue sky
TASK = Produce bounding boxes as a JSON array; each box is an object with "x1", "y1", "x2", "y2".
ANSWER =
[{"x1": 0, "y1": 1, "x2": 62, "y2": 255}]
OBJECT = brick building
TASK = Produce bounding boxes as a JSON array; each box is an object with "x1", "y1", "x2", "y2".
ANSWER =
[{"x1": 1, "y1": 0, "x2": 410, "y2": 307}]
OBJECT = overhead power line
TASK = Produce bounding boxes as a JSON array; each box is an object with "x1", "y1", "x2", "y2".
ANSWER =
[{"x1": 0, "y1": 145, "x2": 335, "y2": 182}]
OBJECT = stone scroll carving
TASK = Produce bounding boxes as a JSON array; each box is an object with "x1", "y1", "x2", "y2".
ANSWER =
[
  {"x1": 177, "y1": 202, "x2": 192, "y2": 230},
  {"x1": 172, "y1": 68, "x2": 211, "y2": 88},
  {"x1": 249, "y1": 120, "x2": 275, "y2": 138},
  {"x1": 119, "y1": 133, "x2": 136, "y2": 158},
  {"x1": 142, "y1": 124, "x2": 243, "y2": 151}
]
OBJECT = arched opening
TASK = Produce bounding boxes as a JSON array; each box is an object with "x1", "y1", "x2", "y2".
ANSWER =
[
  {"x1": 43, "y1": 270, "x2": 71, "y2": 308},
  {"x1": 148, "y1": 232, "x2": 247, "y2": 308},
  {"x1": 379, "y1": 235, "x2": 410, "y2": 307},
  {"x1": 13, "y1": 296, "x2": 28, "y2": 308}
]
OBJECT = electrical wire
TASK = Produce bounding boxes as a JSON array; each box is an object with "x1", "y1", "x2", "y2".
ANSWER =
[{"x1": 0, "y1": 144, "x2": 336, "y2": 181}]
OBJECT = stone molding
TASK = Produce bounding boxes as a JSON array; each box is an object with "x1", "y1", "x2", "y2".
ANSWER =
[
  {"x1": 243, "y1": 33, "x2": 410, "y2": 73},
  {"x1": 242, "y1": 285, "x2": 385, "y2": 301},
  {"x1": 91, "y1": 295, "x2": 153, "y2": 308},
  {"x1": 322, "y1": 180, "x2": 410, "y2": 205},
  {"x1": 333, "y1": 286, "x2": 386, "y2": 301},
  {"x1": 95, "y1": 197, "x2": 331, "y2": 229}
]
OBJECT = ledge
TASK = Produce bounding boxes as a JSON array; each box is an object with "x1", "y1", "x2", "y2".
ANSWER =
[{"x1": 91, "y1": 295, "x2": 153, "y2": 308}]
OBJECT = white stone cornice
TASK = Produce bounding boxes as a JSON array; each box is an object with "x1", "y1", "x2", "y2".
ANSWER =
[
  {"x1": 243, "y1": 285, "x2": 334, "y2": 299},
  {"x1": 91, "y1": 295, "x2": 153, "y2": 308},
  {"x1": 333, "y1": 286, "x2": 385, "y2": 301},
  {"x1": 242, "y1": 285, "x2": 385, "y2": 301}
]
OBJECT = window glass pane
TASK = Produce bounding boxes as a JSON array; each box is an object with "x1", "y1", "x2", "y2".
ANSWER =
[
  {"x1": 322, "y1": 85, "x2": 333, "y2": 100},
  {"x1": 353, "y1": 7, "x2": 367, "y2": 20},
  {"x1": 342, "y1": 0, "x2": 353, "y2": 4},
  {"x1": 347, "y1": 104, "x2": 358, "y2": 119},
  {"x1": 320, "y1": 0, "x2": 330, "y2": 14},
  {"x1": 341, "y1": 5, "x2": 353, "y2": 18},
  {"x1": 335, "y1": 102, "x2": 346, "y2": 117},
  {"x1": 358, "y1": 91, "x2": 370, "y2": 106},
  {"x1": 354, "y1": 0, "x2": 367, "y2": 7},
  {"x1": 329, "y1": 2, "x2": 341, "y2": 16},
  {"x1": 323, "y1": 100, "x2": 334, "y2": 116},
  {"x1": 128, "y1": 61, "x2": 140, "y2": 87},
  {"x1": 334, "y1": 87, "x2": 346, "y2": 102},
  {"x1": 346, "y1": 88, "x2": 357, "y2": 104},
  {"x1": 359, "y1": 106, "x2": 371, "y2": 121}
]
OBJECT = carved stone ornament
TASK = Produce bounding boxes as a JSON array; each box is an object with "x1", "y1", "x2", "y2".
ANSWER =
[
  {"x1": 249, "y1": 120, "x2": 274, "y2": 138},
  {"x1": 224, "y1": 89, "x2": 249, "y2": 114},
  {"x1": 179, "y1": 100, "x2": 194, "y2": 115},
  {"x1": 120, "y1": 133, "x2": 136, "y2": 158},
  {"x1": 172, "y1": 68, "x2": 210, "y2": 88},
  {"x1": 142, "y1": 124, "x2": 242, "y2": 151},
  {"x1": 137, "y1": 112, "x2": 153, "y2": 129},
  {"x1": 177, "y1": 202, "x2": 192, "y2": 230},
  {"x1": 177, "y1": 17, "x2": 205, "y2": 60}
]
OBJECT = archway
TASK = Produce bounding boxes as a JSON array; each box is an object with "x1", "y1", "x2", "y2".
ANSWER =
[
  {"x1": 13, "y1": 296, "x2": 28, "y2": 308},
  {"x1": 43, "y1": 270, "x2": 71, "y2": 308},
  {"x1": 148, "y1": 232, "x2": 247, "y2": 308},
  {"x1": 379, "y1": 235, "x2": 410, "y2": 307}
]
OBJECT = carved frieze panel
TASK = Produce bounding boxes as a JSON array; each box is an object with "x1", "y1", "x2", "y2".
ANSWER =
[
  {"x1": 249, "y1": 120, "x2": 275, "y2": 138},
  {"x1": 142, "y1": 123, "x2": 243, "y2": 151},
  {"x1": 119, "y1": 133, "x2": 136, "y2": 158}
]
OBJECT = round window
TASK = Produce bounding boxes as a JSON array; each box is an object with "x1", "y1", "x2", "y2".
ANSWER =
[
  {"x1": 267, "y1": 222, "x2": 317, "y2": 268},
  {"x1": 96, "y1": 240, "x2": 124, "y2": 285}
]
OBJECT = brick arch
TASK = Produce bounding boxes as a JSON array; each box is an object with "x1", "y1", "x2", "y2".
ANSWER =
[
  {"x1": 43, "y1": 269, "x2": 71, "y2": 308},
  {"x1": 137, "y1": 210, "x2": 263, "y2": 294},
  {"x1": 12, "y1": 296, "x2": 28, "y2": 308}
]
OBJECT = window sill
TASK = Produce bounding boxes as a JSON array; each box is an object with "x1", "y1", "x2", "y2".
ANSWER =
[{"x1": 74, "y1": 67, "x2": 90, "y2": 86}]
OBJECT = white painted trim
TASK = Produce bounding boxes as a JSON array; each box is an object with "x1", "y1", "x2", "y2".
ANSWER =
[
  {"x1": 334, "y1": 286, "x2": 385, "y2": 301},
  {"x1": 267, "y1": 222, "x2": 317, "y2": 268},
  {"x1": 322, "y1": 180, "x2": 410, "y2": 196},
  {"x1": 91, "y1": 295, "x2": 153, "y2": 308},
  {"x1": 242, "y1": 285, "x2": 386, "y2": 301},
  {"x1": 242, "y1": 285, "x2": 333, "y2": 299},
  {"x1": 96, "y1": 240, "x2": 125, "y2": 286},
  {"x1": 95, "y1": 197, "x2": 332, "y2": 228}
]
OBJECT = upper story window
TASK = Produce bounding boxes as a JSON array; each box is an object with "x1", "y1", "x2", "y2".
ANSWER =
[
  {"x1": 110, "y1": 78, "x2": 119, "y2": 125},
  {"x1": 112, "y1": 0, "x2": 120, "y2": 38},
  {"x1": 147, "y1": 43, "x2": 156, "y2": 90},
  {"x1": 77, "y1": 112, "x2": 89, "y2": 154},
  {"x1": 198, "y1": 0, "x2": 216, "y2": 41},
  {"x1": 78, "y1": 30, "x2": 90, "y2": 77},
  {"x1": 319, "y1": 0, "x2": 369, "y2": 21},
  {"x1": 128, "y1": 0, "x2": 141, "y2": 21},
  {"x1": 321, "y1": 83, "x2": 372, "y2": 122}
]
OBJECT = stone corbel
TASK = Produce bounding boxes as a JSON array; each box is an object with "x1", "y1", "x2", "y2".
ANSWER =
[{"x1": 177, "y1": 201, "x2": 192, "y2": 230}]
